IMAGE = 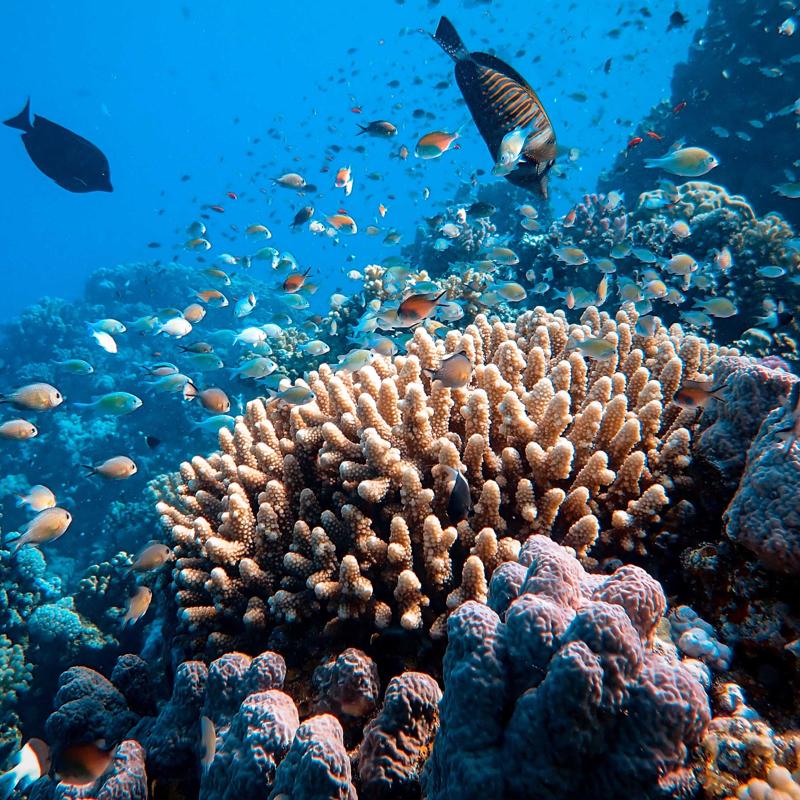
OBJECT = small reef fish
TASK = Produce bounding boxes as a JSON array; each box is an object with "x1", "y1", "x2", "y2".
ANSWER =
[
  {"x1": 123, "y1": 586, "x2": 153, "y2": 626},
  {"x1": 192, "y1": 415, "x2": 236, "y2": 433},
  {"x1": 356, "y1": 120, "x2": 397, "y2": 137},
  {"x1": 267, "y1": 385, "x2": 316, "y2": 406},
  {"x1": 397, "y1": 291, "x2": 447, "y2": 325},
  {"x1": 83, "y1": 455, "x2": 137, "y2": 480},
  {"x1": 283, "y1": 268, "x2": 311, "y2": 293},
  {"x1": 4, "y1": 98, "x2": 112, "y2": 192},
  {"x1": 335, "y1": 165, "x2": 353, "y2": 196},
  {"x1": 200, "y1": 717, "x2": 216, "y2": 774},
  {"x1": 230, "y1": 357, "x2": 276, "y2": 380},
  {"x1": 8, "y1": 507, "x2": 72, "y2": 553},
  {"x1": 337, "y1": 350, "x2": 375, "y2": 372},
  {"x1": 131, "y1": 542, "x2": 174, "y2": 572},
  {"x1": 235, "y1": 293, "x2": 257, "y2": 318},
  {"x1": 644, "y1": 147, "x2": 719, "y2": 177},
  {"x1": 89, "y1": 328, "x2": 118, "y2": 353},
  {"x1": 439, "y1": 464, "x2": 472, "y2": 522},
  {"x1": 184, "y1": 385, "x2": 231, "y2": 413},
  {"x1": 54, "y1": 741, "x2": 115, "y2": 787},
  {"x1": 571, "y1": 337, "x2": 617, "y2": 360},
  {"x1": 694, "y1": 297, "x2": 738, "y2": 318},
  {"x1": 673, "y1": 379, "x2": 727, "y2": 409},
  {"x1": 74, "y1": 391, "x2": 142, "y2": 415},
  {"x1": 0, "y1": 419, "x2": 38, "y2": 440},
  {"x1": 16, "y1": 485, "x2": 56, "y2": 512},
  {"x1": 0, "y1": 382, "x2": 63, "y2": 411},
  {"x1": 297, "y1": 340, "x2": 330, "y2": 356},
  {"x1": 423, "y1": 351, "x2": 473, "y2": 389},
  {"x1": 552, "y1": 246, "x2": 588, "y2": 266},
  {"x1": 492, "y1": 127, "x2": 529, "y2": 175},
  {"x1": 327, "y1": 214, "x2": 358, "y2": 235},
  {"x1": 415, "y1": 129, "x2": 461, "y2": 159},
  {"x1": 0, "y1": 739, "x2": 51, "y2": 799},
  {"x1": 182, "y1": 303, "x2": 206, "y2": 323},
  {"x1": 273, "y1": 172, "x2": 307, "y2": 189},
  {"x1": 54, "y1": 359, "x2": 94, "y2": 375},
  {"x1": 157, "y1": 317, "x2": 192, "y2": 338}
]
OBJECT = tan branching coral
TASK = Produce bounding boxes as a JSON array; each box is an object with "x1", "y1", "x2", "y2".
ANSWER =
[{"x1": 156, "y1": 305, "x2": 734, "y2": 653}]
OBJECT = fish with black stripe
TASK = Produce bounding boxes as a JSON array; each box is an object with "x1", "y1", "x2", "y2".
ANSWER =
[{"x1": 430, "y1": 16, "x2": 557, "y2": 198}]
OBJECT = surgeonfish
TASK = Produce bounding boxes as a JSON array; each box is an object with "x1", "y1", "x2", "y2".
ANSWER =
[{"x1": 431, "y1": 16, "x2": 556, "y2": 196}]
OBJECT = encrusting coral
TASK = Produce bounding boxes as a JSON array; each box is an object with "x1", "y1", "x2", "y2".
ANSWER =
[{"x1": 155, "y1": 305, "x2": 735, "y2": 655}]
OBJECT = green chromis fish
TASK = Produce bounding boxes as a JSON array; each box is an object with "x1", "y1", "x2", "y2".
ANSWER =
[
  {"x1": 192, "y1": 415, "x2": 236, "y2": 433},
  {"x1": 145, "y1": 373, "x2": 192, "y2": 393},
  {"x1": 644, "y1": 147, "x2": 719, "y2": 177},
  {"x1": 54, "y1": 359, "x2": 94, "y2": 375},
  {"x1": 267, "y1": 385, "x2": 316, "y2": 406},
  {"x1": 297, "y1": 340, "x2": 331, "y2": 356},
  {"x1": 183, "y1": 352, "x2": 225, "y2": 372},
  {"x1": 74, "y1": 392, "x2": 143, "y2": 415},
  {"x1": 570, "y1": 337, "x2": 617, "y2": 360},
  {"x1": 694, "y1": 297, "x2": 738, "y2": 318},
  {"x1": 336, "y1": 349, "x2": 376, "y2": 372},
  {"x1": 230, "y1": 357, "x2": 277, "y2": 380}
]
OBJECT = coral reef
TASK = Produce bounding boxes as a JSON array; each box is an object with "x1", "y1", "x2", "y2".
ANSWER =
[
  {"x1": 155, "y1": 304, "x2": 732, "y2": 656},
  {"x1": 422, "y1": 535, "x2": 711, "y2": 800}
]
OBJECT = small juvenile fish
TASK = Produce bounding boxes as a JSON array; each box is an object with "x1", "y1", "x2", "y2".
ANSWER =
[
  {"x1": 337, "y1": 349, "x2": 375, "y2": 372},
  {"x1": 200, "y1": 717, "x2": 216, "y2": 773},
  {"x1": 695, "y1": 297, "x2": 738, "y2": 318},
  {"x1": 0, "y1": 418, "x2": 37, "y2": 440},
  {"x1": 182, "y1": 303, "x2": 207, "y2": 323},
  {"x1": 184, "y1": 385, "x2": 231, "y2": 413},
  {"x1": 9, "y1": 507, "x2": 72, "y2": 553},
  {"x1": 16, "y1": 485, "x2": 56, "y2": 512},
  {"x1": 131, "y1": 542, "x2": 174, "y2": 572},
  {"x1": 245, "y1": 223, "x2": 272, "y2": 240},
  {"x1": 268, "y1": 385, "x2": 316, "y2": 406},
  {"x1": 157, "y1": 317, "x2": 192, "y2": 338},
  {"x1": 74, "y1": 392, "x2": 142, "y2": 415},
  {"x1": 283, "y1": 268, "x2": 311, "y2": 293},
  {"x1": 423, "y1": 351, "x2": 473, "y2": 389},
  {"x1": 230, "y1": 357, "x2": 276, "y2": 380},
  {"x1": 235, "y1": 293, "x2": 257, "y2": 318},
  {"x1": 297, "y1": 340, "x2": 330, "y2": 356},
  {"x1": 273, "y1": 172, "x2": 307, "y2": 189},
  {"x1": 573, "y1": 337, "x2": 617, "y2": 360},
  {"x1": 670, "y1": 220, "x2": 692, "y2": 239},
  {"x1": 713, "y1": 247, "x2": 733, "y2": 271},
  {"x1": 415, "y1": 129, "x2": 460, "y2": 159},
  {"x1": 397, "y1": 291, "x2": 446, "y2": 325},
  {"x1": 84, "y1": 455, "x2": 138, "y2": 480},
  {"x1": 439, "y1": 464, "x2": 471, "y2": 522},
  {"x1": 122, "y1": 586, "x2": 152, "y2": 626},
  {"x1": 673, "y1": 379, "x2": 727, "y2": 409},
  {"x1": 0, "y1": 739, "x2": 51, "y2": 798},
  {"x1": 552, "y1": 246, "x2": 588, "y2": 266},
  {"x1": 54, "y1": 359, "x2": 94, "y2": 375},
  {"x1": 192, "y1": 415, "x2": 236, "y2": 433},
  {"x1": 1, "y1": 382, "x2": 63, "y2": 411},
  {"x1": 644, "y1": 147, "x2": 719, "y2": 177}
]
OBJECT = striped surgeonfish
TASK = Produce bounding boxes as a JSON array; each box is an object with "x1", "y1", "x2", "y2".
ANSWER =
[{"x1": 431, "y1": 16, "x2": 557, "y2": 198}]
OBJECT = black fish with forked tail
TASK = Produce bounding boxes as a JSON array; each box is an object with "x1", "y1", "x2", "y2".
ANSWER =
[
  {"x1": 431, "y1": 16, "x2": 556, "y2": 198},
  {"x1": 4, "y1": 98, "x2": 112, "y2": 193}
]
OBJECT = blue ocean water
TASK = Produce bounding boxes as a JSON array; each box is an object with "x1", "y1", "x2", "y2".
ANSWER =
[
  {"x1": 1, "y1": 0, "x2": 704, "y2": 320},
  {"x1": 3, "y1": 1, "x2": 800, "y2": 797}
]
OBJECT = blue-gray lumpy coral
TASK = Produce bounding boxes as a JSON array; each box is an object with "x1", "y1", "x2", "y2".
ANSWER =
[{"x1": 422, "y1": 535, "x2": 710, "y2": 800}]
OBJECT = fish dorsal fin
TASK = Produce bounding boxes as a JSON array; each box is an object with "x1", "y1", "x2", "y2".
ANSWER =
[{"x1": 471, "y1": 52, "x2": 536, "y2": 95}]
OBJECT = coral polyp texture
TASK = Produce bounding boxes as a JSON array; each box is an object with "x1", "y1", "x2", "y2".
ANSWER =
[
  {"x1": 422, "y1": 535, "x2": 711, "y2": 800},
  {"x1": 155, "y1": 306, "x2": 734, "y2": 654}
]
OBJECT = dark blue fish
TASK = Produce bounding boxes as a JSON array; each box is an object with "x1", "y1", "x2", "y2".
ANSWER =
[{"x1": 4, "y1": 98, "x2": 112, "y2": 193}]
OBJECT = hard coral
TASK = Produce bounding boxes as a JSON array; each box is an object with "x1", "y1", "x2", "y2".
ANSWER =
[
  {"x1": 422, "y1": 535, "x2": 710, "y2": 800},
  {"x1": 157, "y1": 306, "x2": 731, "y2": 654}
]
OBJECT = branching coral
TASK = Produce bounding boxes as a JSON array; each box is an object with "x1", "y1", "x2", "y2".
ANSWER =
[{"x1": 156, "y1": 305, "x2": 733, "y2": 654}]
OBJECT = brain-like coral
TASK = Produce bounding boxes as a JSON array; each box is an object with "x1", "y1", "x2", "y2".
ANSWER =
[
  {"x1": 422, "y1": 535, "x2": 710, "y2": 800},
  {"x1": 724, "y1": 400, "x2": 800, "y2": 576},
  {"x1": 155, "y1": 306, "x2": 732, "y2": 654}
]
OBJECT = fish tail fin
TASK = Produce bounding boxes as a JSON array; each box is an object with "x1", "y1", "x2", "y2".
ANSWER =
[
  {"x1": 4, "y1": 98, "x2": 32, "y2": 132},
  {"x1": 432, "y1": 17, "x2": 469, "y2": 61},
  {"x1": 0, "y1": 767, "x2": 21, "y2": 800},
  {"x1": 81, "y1": 464, "x2": 97, "y2": 476},
  {"x1": 355, "y1": 124, "x2": 368, "y2": 136},
  {"x1": 643, "y1": 158, "x2": 660, "y2": 169}
]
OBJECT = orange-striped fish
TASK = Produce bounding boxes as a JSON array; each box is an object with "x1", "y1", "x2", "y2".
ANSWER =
[
  {"x1": 283, "y1": 267, "x2": 311, "y2": 293},
  {"x1": 397, "y1": 290, "x2": 446, "y2": 325},
  {"x1": 431, "y1": 16, "x2": 556, "y2": 197}
]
